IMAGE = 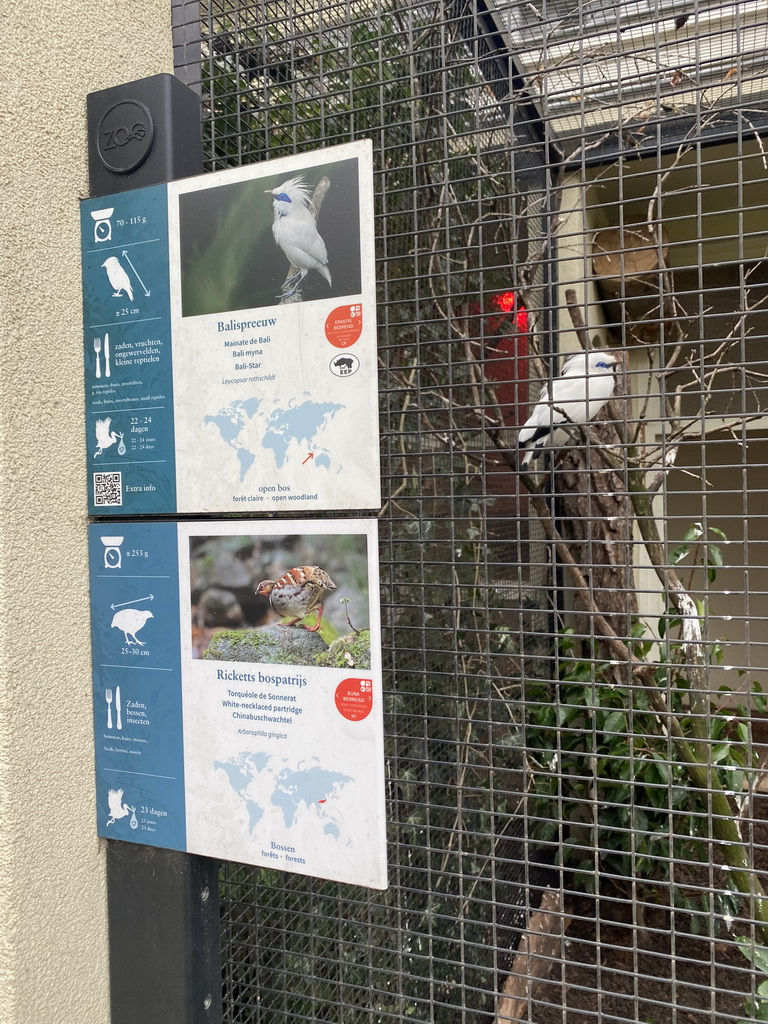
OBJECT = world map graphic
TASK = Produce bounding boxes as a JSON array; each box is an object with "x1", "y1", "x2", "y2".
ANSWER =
[
  {"x1": 214, "y1": 751, "x2": 353, "y2": 838},
  {"x1": 204, "y1": 396, "x2": 344, "y2": 482}
]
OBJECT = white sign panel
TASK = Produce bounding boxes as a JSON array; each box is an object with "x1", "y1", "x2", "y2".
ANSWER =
[{"x1": 89, "y1": 518, "x2": 387, "y2": 889}]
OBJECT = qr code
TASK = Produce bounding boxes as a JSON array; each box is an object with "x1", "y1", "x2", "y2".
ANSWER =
[{"x1": 93, "y1": 471, "x2": 122, "y2": 507}]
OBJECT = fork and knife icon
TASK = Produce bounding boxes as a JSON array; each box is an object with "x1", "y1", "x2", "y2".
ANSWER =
[
  {"x1": 105, "y1": 686, "x2": 122, "y2": 730},
  {"x1": 94, "y1": 333, "x2": 111, "y2": 379}
]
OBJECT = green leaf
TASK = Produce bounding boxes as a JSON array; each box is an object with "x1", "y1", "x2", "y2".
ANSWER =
[
  {"x1": 670, "y1": 544, "x2": 690, "y2": 565},
  {"x1": 683, "y1": 522, "x2": 704, "y2": 543},
  {"x1": 753, "y1": 682, "x2": 767, "y2": 713},
  {"x1": 650, "y1": 754, "x2": 671, "y2": 784},
  {"x1": 711, "y1": 742, "x2": 732, "y2": 763},
  {"x1": 603, "y1": 711, "x2": 627, "y2": 734},
  {"x1": 736, "y1": 937, "x2": 768, "y2": 976},
  {"x1": 707, "y1": 543, "x2": 724, "y2": 568}
]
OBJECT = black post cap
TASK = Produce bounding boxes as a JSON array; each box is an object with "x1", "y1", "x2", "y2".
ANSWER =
[{"x1": 87, "y1": 73, "x2": 203, "y2": 197}]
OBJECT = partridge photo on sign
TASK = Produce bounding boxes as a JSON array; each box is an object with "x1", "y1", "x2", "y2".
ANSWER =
[
  {"x1": 189, "y1": 529, "x2": 372, "y2": 671},
  {"x1": 177, "y1": 156, "x2": 363, "y2": 317}
]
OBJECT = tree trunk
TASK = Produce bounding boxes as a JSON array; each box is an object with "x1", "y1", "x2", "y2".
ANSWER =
[{"x1": 554, "y1": 411, "x2": 637, "y2": 650}]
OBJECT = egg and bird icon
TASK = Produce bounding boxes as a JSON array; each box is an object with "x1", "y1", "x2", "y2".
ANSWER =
[
  {"x1": 106, "y1": 788, "x2": 138, "y2": 829},
  {"x1": 94, "y1": 417, "x2": 125, "y2": 457}
]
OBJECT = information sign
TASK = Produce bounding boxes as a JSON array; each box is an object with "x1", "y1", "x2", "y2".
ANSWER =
[
  {"x1": 88, "y1": 518, "x2": 387, "y2": 889},
  {"x1": 81, "y1": 141, "x2": 379, "y2": 515}
]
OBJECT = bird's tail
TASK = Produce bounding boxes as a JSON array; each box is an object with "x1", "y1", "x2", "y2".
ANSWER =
[
  {"x1": 319, "y1": 265, "x2": 332, "y2": 287},
  {"x1": 519, "y1": 440, "x2": 544, "y2": 470},
  {"x1": 519, "y1": 448, "x2": 533, "y2": 470}
]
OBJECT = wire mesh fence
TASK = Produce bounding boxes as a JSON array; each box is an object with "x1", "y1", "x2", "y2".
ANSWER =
[{"x1": 172, "y1": 0, "x2": 768, "y2": 1020}]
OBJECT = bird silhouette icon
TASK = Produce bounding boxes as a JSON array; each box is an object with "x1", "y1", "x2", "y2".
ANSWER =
[
  {"x1": 267, "y1": 176, "x2": 332, "y2": 300},
  {"x1": 111, "y1": 608, "x2": 154, "y2": 646},
  {"x1": 102, "y1": 256, "x2": 134, "y2": 301},
  {"x1": 518, "y1": 350, "x2": 620, "y2": 468}
]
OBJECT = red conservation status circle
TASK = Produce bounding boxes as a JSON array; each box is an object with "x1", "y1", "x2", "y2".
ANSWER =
[
  {"x1": 325, "y1": 304, "x2": 363, "y2": 348},
  {"x1": 334, "y1": 677, "x2": 373, "y2": 722}
]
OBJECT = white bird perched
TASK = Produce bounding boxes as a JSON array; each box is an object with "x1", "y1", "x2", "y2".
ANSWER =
[
  {"x1": 102, "y1": 256, "x2": 134, "y2": 301},
  {"x1": 267, "y1": 176, "x2": 332, "y2": 299},
  {"x1": 518, "y1": 349, "x2": 620, "y2": 468}
]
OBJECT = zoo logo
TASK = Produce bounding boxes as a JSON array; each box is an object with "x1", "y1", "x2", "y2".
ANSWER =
[{"x1": 102, "y1": 122, "x2": 148, "y2": 151}]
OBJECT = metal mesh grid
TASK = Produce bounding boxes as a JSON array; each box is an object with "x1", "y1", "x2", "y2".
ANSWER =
[
  {"x1": 489, "y1": 0, "x2": 768, "y2": 152},
  {"x1": 172, "y1": 0, "x2": 768, "y2": 1020}
]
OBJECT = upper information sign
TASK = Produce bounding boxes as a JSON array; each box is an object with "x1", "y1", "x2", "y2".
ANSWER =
[{"x1": 81, "y1": 141, "x2": 380, "y2": 516}]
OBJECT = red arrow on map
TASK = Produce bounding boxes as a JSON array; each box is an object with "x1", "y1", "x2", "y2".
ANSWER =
[{"x1": 302, "y1": 453, "x2": 315, "y2": 465}]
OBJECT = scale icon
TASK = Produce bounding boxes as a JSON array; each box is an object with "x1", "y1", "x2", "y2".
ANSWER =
[
  {"x1": 101, "y1": 535, "x2": 124, "y2": 569},
  {"x1": 90, "y1": 207, "x2": 114, "y2": 243}
]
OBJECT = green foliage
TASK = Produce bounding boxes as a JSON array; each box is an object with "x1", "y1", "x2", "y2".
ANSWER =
[
  {"x1": 526, "y1": 630, "x2": 696, "y2": 885},
  {"x1": 525, "y1": 626, "x2": 760, "y2": 905},
  {"x1": 736, "y1": 939, "x2": 768, "y2": 1022},
  {"x1": 314, "y1": 629, "x2": 372, "y2": 668},
  {"x1": 524, "y1": 526, "x2": 763, "y2": 924},
  {"x1": 670, "y1": 520, "x2": 728, "y2": 584}
]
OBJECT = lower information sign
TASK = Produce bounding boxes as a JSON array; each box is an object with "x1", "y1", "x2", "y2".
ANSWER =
[{"x1": 89, "y1": 518, "x2": 387, "y2": 889}]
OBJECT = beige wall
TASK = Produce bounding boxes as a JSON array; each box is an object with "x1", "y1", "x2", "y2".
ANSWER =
[{"x1": 1, "y1": 5, "x2": 173, "y2": 1022}]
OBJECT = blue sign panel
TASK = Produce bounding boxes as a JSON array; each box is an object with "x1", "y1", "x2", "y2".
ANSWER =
[
  {"x1": 89, "y1": 522, "x2": 185, "y2": 848},
  {"x1": 81, "y1": 186, "x2": 176, "y2": 514}
]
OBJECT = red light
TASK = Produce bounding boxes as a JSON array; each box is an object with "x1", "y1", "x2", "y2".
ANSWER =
[
  {"x1": 493, "y1": 290, "x2": 517, "y2": 313},
  {"x1": 483, "y1": 292, "x2": 530, "y2": 426}
]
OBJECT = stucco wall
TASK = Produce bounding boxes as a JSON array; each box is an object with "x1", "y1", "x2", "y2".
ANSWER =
[{"x1": 1, "y1": 4, "x2": 173, "y2": 1022}]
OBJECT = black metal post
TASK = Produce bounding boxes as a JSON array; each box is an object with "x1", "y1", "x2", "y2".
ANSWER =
[
  {"x1": 107, "y1": 843, "x2": 222, "y2": 1024},
  {"x1": 86, "y1": 73, "x2": 217, "y2": 1024}
]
